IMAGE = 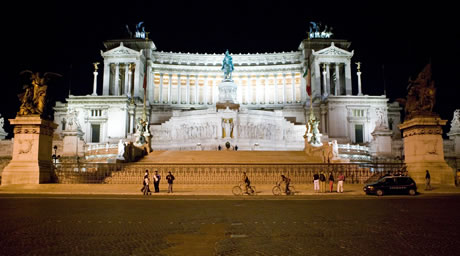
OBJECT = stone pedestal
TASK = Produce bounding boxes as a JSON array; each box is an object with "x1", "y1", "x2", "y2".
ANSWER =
[
  {"x1": 62, "y1": 131, "x2": 85, "y2": 157},
  {"x1": 218, "y1": 79, "x2": 238, "y2": 104},
  {"x1": 399, "y1": 116, "x2": 455, "y2": 186},
  {"x1": 1, "y1": 116, "x2": 57, "y2": 185},
  {"x1": 370, "y1": 128, "x2": 393, "y2": 157}
]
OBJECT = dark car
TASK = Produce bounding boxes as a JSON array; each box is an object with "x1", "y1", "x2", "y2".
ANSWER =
[{"x1": 363, "y1": 176, "x2": 417, "y2": 196}]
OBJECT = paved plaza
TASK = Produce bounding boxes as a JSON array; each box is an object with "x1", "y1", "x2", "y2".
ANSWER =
[{"x1": 0, "y1": 193, "x2": 459, "y2": 256}]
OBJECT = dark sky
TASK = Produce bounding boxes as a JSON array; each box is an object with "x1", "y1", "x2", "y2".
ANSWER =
[{"x1": 1, "y1": 1, "x2": 459, "y2": 136}]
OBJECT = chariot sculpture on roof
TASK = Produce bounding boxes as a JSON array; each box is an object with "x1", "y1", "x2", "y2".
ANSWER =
[{"x1": 221, "y1": 50, "x2": 234, "y2": 81}]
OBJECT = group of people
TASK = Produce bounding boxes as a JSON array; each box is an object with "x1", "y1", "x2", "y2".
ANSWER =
[
  {"x1": 313, "y1": 172, "x2": 345, "y2": 193},
  {"x1": 141, "y1": 170, "x2": 175, "y2": 195},
  {"x1": 241, "y1": 172, "x2": 292, "y2": 195}
]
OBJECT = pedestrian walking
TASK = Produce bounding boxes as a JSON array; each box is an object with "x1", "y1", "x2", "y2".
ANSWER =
[
  {"x1": 143, "y1": 174, "x2": 150, "y2": 195},
  {"x1": 337, "y1": 172, "x2": 345, "y2": 193},
  {"x1": 319, "y1": 172, "x2": 326, "y2": 193},
  {"x1": 328, "y1": 172, "x2": 334, "y2": 192},
  {"x1": 313, "y1": 173, "x2": 320, "y2": 192},
  {"x1": 153, "y1": 170, "x2": 161, "y2": 193},
  {"x1": 425, "y1": 170, "x2": 432, "y2": 191},
  {"x1": 141, "y1": 169, "x2": 151, "y2": 194},
  {"x1": 166, "y1": 171, "x2": 175, "y2": 193}
]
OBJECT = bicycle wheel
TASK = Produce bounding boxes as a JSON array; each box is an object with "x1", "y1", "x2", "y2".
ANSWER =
[
  {"x1": 272, "y1": 185, "x2": 281, "y2": 195},
  {"x1": 232, "y1": 186, "x2": 242, "y2": 196},
  {"x1": 249, "y1": 186, "x2": 256, "y2": 195},
  {"x1": 288, "y1": 185, "x2": 296, "y2": 195}
]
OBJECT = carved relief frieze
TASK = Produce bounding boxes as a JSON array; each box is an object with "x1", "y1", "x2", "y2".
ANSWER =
[{"x1": 402, "y1": 126, "x2": 443, "y2": 138}]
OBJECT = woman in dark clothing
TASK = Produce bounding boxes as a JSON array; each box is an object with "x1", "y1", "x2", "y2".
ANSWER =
[{"x1": 328, "y1": 172, "x2": 334, "y2": 192}]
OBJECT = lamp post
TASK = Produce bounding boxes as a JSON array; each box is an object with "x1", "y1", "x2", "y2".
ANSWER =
[{"x1": 52, "y1": 145, "x2": 60, "y2": 165}]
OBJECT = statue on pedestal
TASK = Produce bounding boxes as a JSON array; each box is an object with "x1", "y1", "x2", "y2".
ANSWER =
[
  {"x1": 0, "y1": 114, "x2": 7, "y2": 139},
  {"x1": 221, "y1": 50, "x2": 234, "y2": 81},
  {"x1": 401, "y1": 64, "x2": 436, "y2": 120},
  {"x1": 17, "y1": 71, "x2": 61, "y2": 119}
]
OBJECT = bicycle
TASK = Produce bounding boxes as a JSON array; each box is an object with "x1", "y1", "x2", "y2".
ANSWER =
[
  {"x1": 272, "y1": 183, "x2": 296, "y2": 195},
  {"x1": 232, "y1": 183, "x2": 256, "y2": 196}
]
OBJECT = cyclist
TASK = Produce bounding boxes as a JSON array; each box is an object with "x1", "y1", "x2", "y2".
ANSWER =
[
  {"x1": 278, "y1": 174, "x2": 291, "y2": 194},
  {"x1": 242, "y1": 172, "x2": 251, "y2": 194}
]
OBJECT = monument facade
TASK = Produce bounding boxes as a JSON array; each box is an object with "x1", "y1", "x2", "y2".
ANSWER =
[{"x1": 53, "y1": 25, "x2": 402, "y2": 161}]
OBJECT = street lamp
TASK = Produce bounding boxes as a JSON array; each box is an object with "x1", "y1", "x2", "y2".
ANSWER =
[{"x1": 52, "y1": 145, "x2": 60, "y2": 165}]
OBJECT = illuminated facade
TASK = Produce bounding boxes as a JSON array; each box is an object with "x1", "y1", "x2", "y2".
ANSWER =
[{"x1": 54, "y1": 35, "x2": 404, "y2": 160}]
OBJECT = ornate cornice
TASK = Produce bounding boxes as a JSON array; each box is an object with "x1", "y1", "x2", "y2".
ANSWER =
[
  {"x1": 402, "y1": 126, "x2": 443, "y2": 138},
  {"x1": 152, "y1": 51, "x2": 301, "y2": 66}
]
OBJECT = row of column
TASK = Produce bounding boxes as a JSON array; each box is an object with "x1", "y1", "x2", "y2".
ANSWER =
[
  {"x1": 102, "y1": 62, "x2": 138, "y2": 97},
  {"x1": 152, "y1": 72, "x2": 304, "y2": 105},
  {"x1": 315, "y1": 62, "x2": 352, "y2": 97}
]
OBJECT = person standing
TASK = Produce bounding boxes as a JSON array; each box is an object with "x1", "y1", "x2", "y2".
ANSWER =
[
  {"x1": 425, "y1": 170, "x2": 432, "y2": 191},
  {"x1": 153, "y1": 170, "x2": 161, "y2": 193},
  {"x1": 328, "y1": 172, "x2": 334, "y2": 192},
  {"x1": 166, "y1": 171, "x2": 175, "y2": 193},
  {"x1": 319, "y1": 172, "x2": 326, "y2": 193},
  {"x1": 313, "y1": 173, "x2": 320, "y2": 193},
  {"x1": 337, "y1": 172, "x2": 345, "y2": 193}
]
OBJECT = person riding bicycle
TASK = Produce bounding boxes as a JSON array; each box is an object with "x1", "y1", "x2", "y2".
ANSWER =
[
  {"x1": 242, "y1": 172, "x2": 251, "y2": 194},
  {"x1": 278, "y1": 174, "x2": 291, "y2": 194}
]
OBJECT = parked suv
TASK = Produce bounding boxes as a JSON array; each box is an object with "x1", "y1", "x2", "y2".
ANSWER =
[{"x1": 364, "y1": 176, "x2": 417, "y2": 196}]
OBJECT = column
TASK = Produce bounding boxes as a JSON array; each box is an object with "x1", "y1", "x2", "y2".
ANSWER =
[
  {"x1": 274, "y1": 74, "x2": 279, "y2": 104},
  {"x1": 204, "y1": 75, "x2": 209, "y2": 104},
  {"x1": 300, "y1": 70, "x2": 306, "y2": 103},
  {"x1": 92, "y1": 70, "x2": 98, "y2": 96},
  {"x1": 245, "y1": 76, "x2": 250, "y2": 104},
  {"x1": 114, "y1": 63, "x2": 120, "y2": 96},
  {"x1": 345, "y1": 61, "x2": 352, "y2": 95},
  {"x1": 127, "y1": 64, "x2": 133, "y2": 97},
  {"x1": 256, "y1": 75, "x2": 261, "y2": 104},
  {"x1": 326, "y1": 63, "x2": 331, "y2": 96},
  {"x1": 335, "y1": 63, "x2": 341, "y2": 95},
  {"x1": 102, "y1": 62, "x2": 110, "y2": 95},
  {"x1": 314, "y1": 61, "x2": 321, "y2": 100},
  {"x1": 159, "y1": 73, "x2": 164, "y2": 103},
  {"x1": 291, "y1": 73, "x2": 296, "y2": 102},
  {"x1": 320, "y1": 104, "x2": 327, "y2": 134},
  {"x1": 124, "y1": 63, "x2": 129, "y2": 96},
  {"x1": 194, "y1": 75, "x2": 198, "y2": 104},
  {"x1": 177, "y1": 74, "x2": 182, "y2": 104},
  {"x1": 282, "y1": 74, "x2": 287, "y2": 103},
  {"x1": 147, "y1": 63, "x2": 154, "y2": 103},
  {"x1": 186, "y1": 74, "x2": 190, "y2": 104},
  {"x1": 133, "y1": 61, "x2": 141, "y2": 98},
  {"x1": 167, "y1": 73, "x2": 172, "y2": 103},
  {"x1": 322, "y1": 64, "x2": 328, "y2": 98},
  {"x1": 264, "y1": 75, "x2": 268, "y2": 104},
  {"x1": 357, "y1": 71, "x2": 363, "y2": 96}
]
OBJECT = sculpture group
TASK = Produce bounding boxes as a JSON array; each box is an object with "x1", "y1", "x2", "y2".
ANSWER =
[
  {"x1": 17, "y1": 71, "x2": 61, "y2": 118},
  {"x1": 403, "y1": 64, "x2": 436, "y2": 119}
]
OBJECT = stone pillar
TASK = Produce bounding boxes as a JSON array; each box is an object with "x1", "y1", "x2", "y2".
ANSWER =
[
  {"x1": 147, "y1": 63, "x2": 154, "y2": 103},
  {"x1": 204, "y1": 75, "x2": 208, "y2": 104},
  {"x1": 291, "y1": 73, "x2": 296, "y2": 102},
  {"x1": 274, "y1": 74, "x2": 279, "y2": 104},
  {"x1": 124, "y1": 64, "x2": 129, "y2": 96},
  {"x1": 168, "y1": 74, "x2": 172, "y2": 104},
  {"x1": 114, "y1": 63, "x2": 120, "y2": 96},
  {"x1": 133, "y1": 61, "x2": 141, "y2": 98},
  {"x1": 194, "y1": 75, "x2": 199, "y2": 104},
  {"x1": 282, "y1": 74, "x2": 287, "y2": 103},
  {"x1": 335, "y1": 63, "x2": 341, "y2": 96},
  {"x1": 92, "y1": 70, "x2": 98, "y2": 96},
  {"x1": 314, "y1": 62, "x2": 321, "y2": 100},
  {"x1": 127, "y1": 64, "x2": 133, "y2": 97},
  {"x1": 345, "y1": 61, "x2": 352, "y2": 95},
  {"x1": 322, "y1": 64, "x2": 328, "y2": 98},
  {"x1": 245, "y1": 76, "x2": 250, "y2": 104},
  {"x1": 186, "y1": 74, "x2": 190, "y2": 104},
  {"x1": 325, "y1": 64, "x2": 331, "y2": 96},
  {"x1": 1, "y1": 116, "x2": 58, "y2": 185},
  {"x1": 399, "y1": 116, "x2": 455, "y2": 186},
  {"x1": 177, "y1": 74, "x2": 182, "y2": 104},
  {"x1": 357, "y1": 71, "x2": 363, "y2": 96},
  {"x1": 102, "y1": 62, "x2": 110, "y2": 95},
  {"x1": 159, "y1": 73, "x2": 164, "y2": 103}
]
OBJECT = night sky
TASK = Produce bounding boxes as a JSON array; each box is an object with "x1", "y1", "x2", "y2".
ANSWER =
[{"x1": 1, "y1": 1, "x2": 459, "y2": 137}]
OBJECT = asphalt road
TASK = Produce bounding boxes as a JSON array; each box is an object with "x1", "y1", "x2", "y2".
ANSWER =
[{"x1": 0, "y1": 194, "x2": 459, "y2": 256}]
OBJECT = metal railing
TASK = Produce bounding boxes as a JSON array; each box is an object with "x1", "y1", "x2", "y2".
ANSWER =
[{"x1": 52, "y1": 162, "x2": 404, "y2": 185}]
